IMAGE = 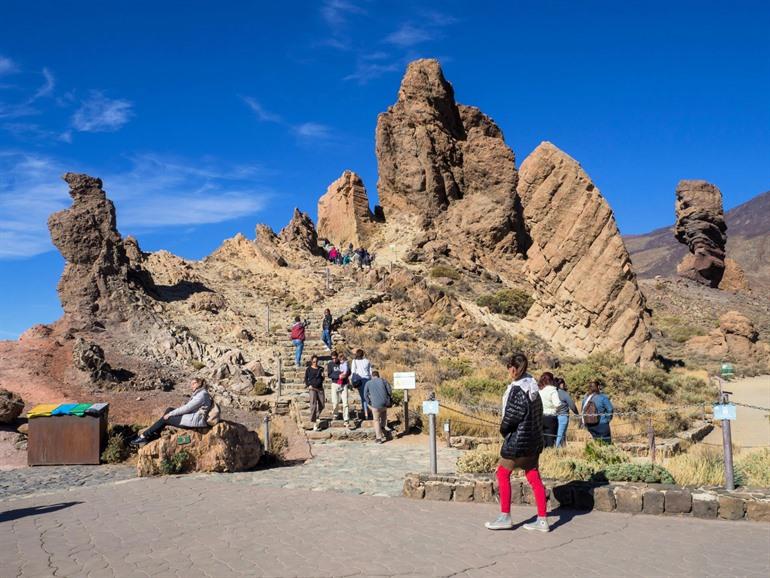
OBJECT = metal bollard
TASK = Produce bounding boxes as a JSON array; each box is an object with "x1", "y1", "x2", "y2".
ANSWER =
[
  {"x1": 647, "y1": 417, "x2": 656, "y2": 463},
  {"x1": 444, "y1": 419, "x2": 451, "y2": 448},
  {"x1": 720, "y1": 390, "x2": 735, "y2": 490},
  {"x1": 402, "y1": 389, "x2": 409, "y2": 434},
  {"x1": 428, "y1": 413, "x2": 437, "y2": 474},
  {"x1": 263, "y1": 414, "x2": 271, "y2": 452}
]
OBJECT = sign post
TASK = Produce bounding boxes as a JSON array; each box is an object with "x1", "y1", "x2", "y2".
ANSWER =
[
  {"x1": 393, "y1": 372, "x2": 416, "y2": 435},
  {"x1": 422, "y1": 397, "x2": 440, "y2": 474},
  {"x1": 713, "y1": 383, "x2": 737, "y2": 490}
]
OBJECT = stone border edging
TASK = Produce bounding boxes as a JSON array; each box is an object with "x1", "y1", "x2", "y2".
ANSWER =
[{"x1": 403, "y1": 473, "x2": 770, "y2": 523}]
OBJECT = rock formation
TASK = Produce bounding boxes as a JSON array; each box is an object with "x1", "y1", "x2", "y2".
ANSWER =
[
  {"x1": 375, "y1": 59, "x2": 527, "y2": 264},
  {"x1": 279, "y1": 208, "x2": 322, "y2": 256},
  {"x1": 674, "y1": 180, "x2": 727, "y2": 288},
  {"x1": 317, "y1": 170, "x2": 377, "y2": 247},
  {"x1": 686, "y1": 310, "x2": 767, "y2": 362},
  {"x1": 719, "y1": 258, "x2": 750, "y2": 292},
  {"x1": 0, "y1": 389, "x2": 24, "y2": 423},
  {"x1": 518, "y1": 142, "x2": 655, "y2": 365},
  {"x1": 48, "y1": 173, "x2": 150, "y2": 329},
  {"x1": 136, "y1": 421, "x2": 263, "y2": 476}
]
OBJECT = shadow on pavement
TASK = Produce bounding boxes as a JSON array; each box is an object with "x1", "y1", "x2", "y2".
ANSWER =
[{"x1": 0, "y1": 501, "x2": 82, "y2": 523}]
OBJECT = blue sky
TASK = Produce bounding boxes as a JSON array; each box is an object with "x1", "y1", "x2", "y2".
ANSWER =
[{"x1": 1, "y1": 0, "x2": 769, "y2": 337}]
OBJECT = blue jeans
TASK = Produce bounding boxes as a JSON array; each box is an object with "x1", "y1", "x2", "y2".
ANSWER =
[
  {"x1": 353, "y1": 377, "x2": 371, "y2": 419},
  {"x1": 292, "y1": 339, "x2": 304, "y2": 367},
  {"x1": 556, "y1": 414, "x2": 569, "y2": 447},
  {"x1": 322, "y1": 329, "x2": 332, "y2": 350}
]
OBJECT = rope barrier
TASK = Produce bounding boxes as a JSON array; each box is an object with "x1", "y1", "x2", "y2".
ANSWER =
[{"x1": 733, "y1": 402, "x2": 770, "y2": 412}]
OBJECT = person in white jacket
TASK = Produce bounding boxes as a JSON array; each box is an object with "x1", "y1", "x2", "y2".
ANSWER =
[{"x1": 130, "y1": 378, "x2": 213, "y2": 446}]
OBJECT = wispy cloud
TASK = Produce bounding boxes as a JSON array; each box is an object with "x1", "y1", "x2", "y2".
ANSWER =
[
  {"x1": 241, "y1": 96, "x2": 282, "y2": 123},
  {"x1": 292, "y1": 122, "x2": 333, "y2": 140},
  {"x1": 0, "y1": 56, "x2": 16, "y2": 76},
  {"x1": 32, "y1": 68, "x2": 55, "y2": 100},
  {"x1": 319, "y1": 0, "x2": 367, "y2": 50},
  {"x1": 384, "y1": 23, "x2": 435, "y2": 47},
  {"x1": 344, "y1": 51, "x2": 400, "y2": 83},
  {"x1": 71, "y1": 91, "x2": 133, "y2": 132},
  {"x1": 0, "y1": 151, "x2": 270, "y2": 259}
]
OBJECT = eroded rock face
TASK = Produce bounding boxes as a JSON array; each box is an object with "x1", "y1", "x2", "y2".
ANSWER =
[
  {"x1": 686, "y1": 310, "x2": 762, "y2": 360},
  {"x1": 48, "y1": 173, "x2": 149, "y2": 328},
  {"x1": 0, "y1": 389, "x2": 24, "y2": 423},
  {"x1": 675, "y1": 180, "x2": 727, "y2": 288},
  {"x1": 375, "y1": 59, "x2": 527, "y2": 263},
  {"x1": 317, "y1": 170, "x2": 376, "y2": 247},
  {"x1": 136, "y1": 421, "x2": 263, "y2": 476},
  {"x1": 279, "y1": 208, "x2": 322, "y2": 256},
  {"x1": 518, "y1": 142, "x2": 655, "y2": 365}
]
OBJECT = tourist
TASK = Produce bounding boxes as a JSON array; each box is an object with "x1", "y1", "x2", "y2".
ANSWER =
[
  {"x1": 350, "y1": 349, "x2": 373, "y2": 420},
  {"x1": 485, "y1": 353, "x2": 549, "y2": 533},
  {"x1": 554, "y1": 377, "x2": 579, "y2": 448},
  {"x1": 129, "y1": 378, "x2": 212, "y2": 446},
  {"x1": 582, "y1": 380, "x2": 613, "y2": 443},
  {"x1": 288, "y1": 316, "x2": 309, "y2": 367},
  {"x1": 538, "y1": 372, "x2": 561, "y2": 448},
  {"x1": 322, "y1": 308, "x2": 334, "y2": 351},
  {"x1": 326, "y1": 351, "x2": 341, "y2": 418},
  {"x1": 304, "y1": 355, "x2": 325, "y2": 431},
  {"x1": 328, "y1": 245, "x2": 339, "y2": 264},
  {"x1": 364, "y1": 370, "x2": 393, "y2": 443},
  {"x1": 330, "y1": 352, "x2": 352, "y2": 429}
]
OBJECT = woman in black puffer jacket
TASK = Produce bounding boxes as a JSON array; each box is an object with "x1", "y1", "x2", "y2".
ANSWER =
[{"x1": 485, "y1": 353, "x2": 550, "y2": 533}]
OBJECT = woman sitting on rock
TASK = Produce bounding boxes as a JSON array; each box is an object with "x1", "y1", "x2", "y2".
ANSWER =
[{"x1": 130, "y1": 378, "x2": 213, "y2": 447}]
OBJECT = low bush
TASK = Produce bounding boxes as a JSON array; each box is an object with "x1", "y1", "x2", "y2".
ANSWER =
[
  {"x1": 159, "y1": 450, "x2": 191, "y2": 475},
  {"x1": 456, "y1": 449, "x2": 498, "y2": 474},
  {"x1": 429, "y1": 265, "x2": 461, "y2": 280},
  {"x1": 476, "y1": 288, "x2": 534, "y2": 320},
  {"x1": 596, "y1": 462, "x2": 675, "y2": 484},
  {"x1": 101, "y1": 433, "x2": 129, "y2": 464},
  {"x1": 584, "y1": 440, "x2": 630, "y2": 465},
  {"x1": 657, "y1": 315, "x2": 706, "y2": 343}
]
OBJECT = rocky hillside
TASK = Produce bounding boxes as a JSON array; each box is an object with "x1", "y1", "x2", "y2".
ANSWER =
[
  {"x1": 1, "y1": 59, "x2": 767, "y2": 425},
  {"x1": 626, "y1": 190, "x2": 770, "y2": 289}
]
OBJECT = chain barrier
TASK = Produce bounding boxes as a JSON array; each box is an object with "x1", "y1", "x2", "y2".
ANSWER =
[{"x1": 733, "y1": 402, "x2": 770, "y2": 412}]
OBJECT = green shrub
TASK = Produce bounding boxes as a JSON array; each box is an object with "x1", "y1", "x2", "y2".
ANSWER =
[
  {"x1": 584, "y1": 441, "x2": 630, "y2": 465},
  {"x1": 657, "y1": 315, "x2": 706, "y2": 343},
  {"x1": 252, "y1": 379, "x2": 271, "y2": 396},
  {"x1": 540, "y1": 456, "x2": 597, "y2": 481},
  {"x1": 390, "y1": 389, "x2": 404, "y2": 405},
  {"x1": 101, "y1": 433, "x2": 130, "y2": 464},
  {"x1": 456, "y1": 449, "x2": 498, "y2": 474},
  {"x1": 476, "y1": 288, "x2": 534, "y2": 320},
  {"x1": 596, "y1": 462, "x2": 675, "y2": 484},
  {"x1": 429, "y1": 265, "x2": 461, "y2": 280},
  {"x1": 190, "y1": 360, "x2": 206, "y2": 370},
  {"x1": 159, "y1": 450, "x2": 191, "y2": 475}
]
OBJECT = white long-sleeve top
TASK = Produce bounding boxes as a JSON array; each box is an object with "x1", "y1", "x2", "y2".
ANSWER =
[
  {"x1": 350, "y1": 358, "x2": 372, "y2": 380},
  {"x1": 539, "y1": 385, "x2": 562, "y2": 416},
  {"x1": 167, "y1": 387, "x2": 212, "y2": 427}
]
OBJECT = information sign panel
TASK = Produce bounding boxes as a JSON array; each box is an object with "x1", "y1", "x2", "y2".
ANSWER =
[{"x1": 393, "y1": 371, "x2": 416, "y2": 390}]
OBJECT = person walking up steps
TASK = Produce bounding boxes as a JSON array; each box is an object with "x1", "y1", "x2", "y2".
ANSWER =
[
  {"x1": 304, "y1": 355, "x2": 325, "y2": 431},
  {"x1": 288, "y1": 316, "x2": 309, "y2": 367},
  {"x1": 554, "y1": 377, "x2": 579, "y2": 448},
  {"x1": 330, "y1": 352, "x2": 352, "y2": 429},
  {"x1": 485, "y1": 353, "x2": 550, "y2": 533},
  {"x1": 322, "y1": 309, "x2": 334, "y2": 351},
  {"x1": 364, "y1": 371, "x2": 393, "y2": 443},
  {"x1": 538, "y1": 372, "x2": 561, "y2": 448},
  {"x1": 326, "y1": 351, "x2": 341, "y2": 418},
  {"x1": 351, "y1": 349, "x2": 373, "y2": 420}
]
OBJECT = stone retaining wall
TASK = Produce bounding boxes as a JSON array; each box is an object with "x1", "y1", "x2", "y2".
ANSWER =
[{"x1": 403, "y1": 473, "x2": 770, "y2": 523}]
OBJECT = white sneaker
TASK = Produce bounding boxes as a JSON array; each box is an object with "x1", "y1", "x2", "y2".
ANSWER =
[
  {"x1": 484, "y1": 514, "x2": 513, "y2": 530},
  {"x1": 312, "y1": 423, "x2": 319, "y2": 431},
  {"x1": 523, "y1": 517, "x2": 550, "y2": 532}
]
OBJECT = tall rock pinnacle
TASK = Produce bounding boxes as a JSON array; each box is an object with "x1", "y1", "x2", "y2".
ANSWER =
[{"x1": 317, "y1": 170, "x2": 377, "y2": 247}]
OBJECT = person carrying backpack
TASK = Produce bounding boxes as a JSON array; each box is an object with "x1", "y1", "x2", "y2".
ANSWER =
[
  {"x1": 288, "y1": 316, "x2": 309, "y2": 367},
  {"x1": 322, "y1": 309, "x2": 334, "y2": 351},
  {"x1": 485, "y1": 353, "x2": 550, "y2": 533},
  {"x1": 538, "y1": 372, "x2": 561, "y2": 448},
  {"x1": 350, "y1": 349, "x2": 373, "y2": 420},
  {"x1": 330, "y1": 352, "x2": 352, "y2": 429},
  {"x1": 364, "y1": 370, "x2": 392, "y2": 443},
  {"x1": 582, "y1": 380, "x2": 613, "y2": 443}
]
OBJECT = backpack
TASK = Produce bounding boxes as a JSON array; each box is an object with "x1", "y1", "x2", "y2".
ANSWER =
[
  {"x1": 583, "y1": 395, "x2": 600, "y2": 426},
  {"x1": 206, "y1": 400, "x2": 221, "y2": 426},
  {"x1": 290, "y1": 323, "x2": 304, "y2": 340}
]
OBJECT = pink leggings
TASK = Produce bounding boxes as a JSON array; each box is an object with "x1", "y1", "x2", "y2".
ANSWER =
[{"x1": 497, "y1": 465, "x2": 547, "y2": 517}]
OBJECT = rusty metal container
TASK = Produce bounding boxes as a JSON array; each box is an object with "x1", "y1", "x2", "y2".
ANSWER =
[{"x1": 27, "y1": 410, "x2": 108, "y2": 466}]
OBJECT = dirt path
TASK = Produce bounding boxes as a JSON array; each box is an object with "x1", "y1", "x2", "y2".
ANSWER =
[{"x1": 704, "y1": 375, "x2": 770, "y2": 449}]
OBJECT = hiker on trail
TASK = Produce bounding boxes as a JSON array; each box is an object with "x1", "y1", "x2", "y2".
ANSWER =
[
  {"x1": 351, "y1": 349, "x2": 373, "y2": 420},
  {"x1": 364, "y1": 370, "x2": 393, "y2": 444},
  {"x1": 582, "y1": 380, "x2": 613, "y2": 443},
  {"x1": 322, "y1": 309, "x2": 334, "y2": 351},
  {"x1": 304, "y1": 355, "x2": 325, "y2": 431},
  {"x1": 485, "y1": 353, "x2": 550, "y2": 533},
  {"x1": 328, "y1": 245, "x2": 340, "y2": 264},
  {"x1": 538, "y1": 372, "x2": 561, "y2": 448},
  {"x1": 130, "y1": 378, "x2": 213, "y2": 447},
  {"x1": 554, "y1": 377, "x2": 579, "y2": 448},
  {"x1": 288, "y1": 316, "x2": 309, "y2": 367},
  {"x1": 326, "y1": 351, "x2": 341, "y2": 416},
  {"x1": 330, "y1": 352, "x2": 352, "y2": 429}
]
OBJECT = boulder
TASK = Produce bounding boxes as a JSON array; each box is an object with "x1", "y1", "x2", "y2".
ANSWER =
[
  {"x1": 719, "y1": 310, "x2": 758, "y2": 358},
  {"x1": 517, "y1": 142, "x2": 656, "y2": 365},
  {"x1": 317, "y1": 170, "x2": 377, "y2": 247},
  {"x1": 0, "y1": 389, "x2": 24, "y2": 423},
  {"x1": 674, "y1": 180, "x2": 727, "y2": 287},
  {"x1": 136, "y1": 421, "x2": 262, "y2": 476},
  {"x1": 719, "y1": 258, "x2": 750, "y2": 292}
]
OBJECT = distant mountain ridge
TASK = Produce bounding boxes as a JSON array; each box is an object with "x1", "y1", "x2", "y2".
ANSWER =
[{"x1": 625, "y1": 190, "x2": 770, "y2": 288}]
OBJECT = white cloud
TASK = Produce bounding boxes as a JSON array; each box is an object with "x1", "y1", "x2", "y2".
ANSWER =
[
  {"x1": 32, "y1": 68, "x2": 55, "y2": 99},
  {"x1": 293, "y1": 122, "x2": 333, "y2": 140},
  {"x1": 344, "y1": 52, "x2": 400, "y2": 83},
  {"x1": 384, "y1": 23, "x2": 435, "y2": 47},
  {"x1": 321, "y1": 0, "x2": 365, "y2": 28},
  {"x1": 0, "y1": 151, "x2": 270, "y2": 259},
  {"x1": 71, "y1": 91, "x2": 133, "y2": 132},
  {"x1": 0, "y1": 56, "x2": 16, "y2": 76},
  {"x1": 241, "y1": 96, "x2": 282, "y2": 123}
]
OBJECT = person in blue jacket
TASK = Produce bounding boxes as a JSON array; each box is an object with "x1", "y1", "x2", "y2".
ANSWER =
[{"x1": 581, "y1": 380, "x2": 614, "y2": 443}]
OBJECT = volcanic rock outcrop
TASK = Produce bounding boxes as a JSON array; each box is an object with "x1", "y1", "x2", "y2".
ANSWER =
[
  {"x1": 517, "y1": 142, "x2": 655, "y2": 365},
  {"x1": 48, "y1": 173, "x2": 151, "y2": 329},
  {"x1": 279, "y1": 208, "x2": 322, "y2": 257},
  {"x1": 376, "y1": 59, "x2": 527, "y2": 265},
  {"x1": 686, "y1": 310, "x2": 767, "y2": 362},
  {"x1": 674, "y1": 180, "x2": 727, "y2": 288},
  {"x1": 317, "y1": 170, "x2": 377, "y2": 247}
]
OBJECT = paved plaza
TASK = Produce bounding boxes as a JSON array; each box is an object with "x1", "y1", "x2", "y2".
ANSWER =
[{"x1": 1, "y1": 472, "x2": 769, "y2": 577}]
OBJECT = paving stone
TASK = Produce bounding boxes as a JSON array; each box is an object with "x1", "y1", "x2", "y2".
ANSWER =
[
  {"x1": 614, "y1": 486, "x2": 643, "y2": 513},
  {"x1": 642, "y1": 489, "x2": 664, "y2": 515},
  {"x1": 664, "y1": 488, "x2": 692, "y2": 514},
  {"x1": 403, "y1": 475, "x2": 424, "y2": 500},
  {"x1": 453, "y1": 482, "x2": 475, "y2": 502},
  {"x1": 473, "y1": 480, "x2": 494, "y2": 503},
  {"x1": 719, "y1": 495, "x2": 746, "y2": 520}
]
